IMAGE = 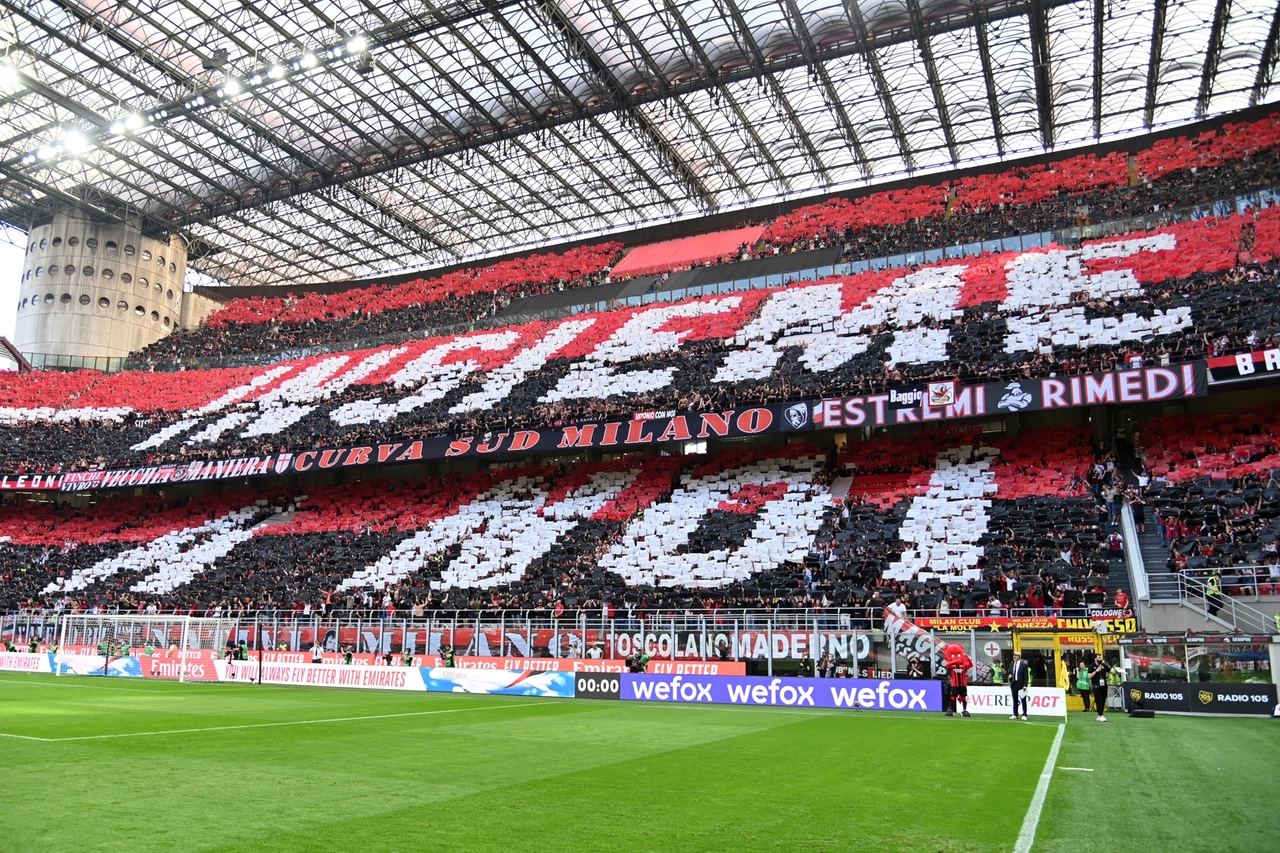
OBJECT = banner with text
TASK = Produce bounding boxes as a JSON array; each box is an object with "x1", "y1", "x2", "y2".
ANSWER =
[
  {"x1": 966, "y1": 686, "x2": 1067, "y2": 717},
  {"x1": 43, "y1": 363, "x2": 1207, "y2": 492},
  {"x1": 621, "y1": 673, "x2": 942, "y2": 711},
  {"x1": 1123, "y1": 681, "x2": 1278, "y2": 715},
  {"x1": 814, "y1": 363, "x2": 1205, "y2": 429}
]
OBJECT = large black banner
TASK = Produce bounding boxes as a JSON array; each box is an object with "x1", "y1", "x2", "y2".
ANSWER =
[
  {"x1": 55, "y1": 362, "x2": 1208, "y2": 492},
  {"x1": 1124, "y1": 681, "x2": 1277, "y2": 715},
  {"x1": 1123, "y1": 681, "x2": 1195, "y2": 713},
  {"x1": 813, "y1": 363, "x2": 1207, "y2": 429}
]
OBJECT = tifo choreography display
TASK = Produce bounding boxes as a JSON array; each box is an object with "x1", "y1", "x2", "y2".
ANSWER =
[
  {"x1": 0, "y1": 424, "x2": 1139, "y2": 612},
  {"x1": 0, "y1": 208, "x2": 1269, "y2": 477}
]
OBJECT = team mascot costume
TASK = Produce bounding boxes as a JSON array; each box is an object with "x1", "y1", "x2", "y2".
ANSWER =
[{"x1": 943, "y1": 643, "x2": 973, "y2": 718}]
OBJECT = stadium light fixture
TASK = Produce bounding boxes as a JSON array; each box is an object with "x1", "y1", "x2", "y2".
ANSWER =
[
  {"x1": 62, "y1": 130, "x2": 89, "y2": 156},
  {"x1": 5, "y1": 23, "x2": 397, "y2": 174},
  {"x1": 201, "y1": 47, "x2": 230, "y2": 71}
]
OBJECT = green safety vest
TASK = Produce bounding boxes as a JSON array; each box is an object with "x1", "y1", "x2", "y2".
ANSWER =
[
  {"x1": 1207, "y1": 576, "x2": 1221, "y2": 595},
  {"x1": 992, "y1": 665, "x2": 1004, "y2": 685}
]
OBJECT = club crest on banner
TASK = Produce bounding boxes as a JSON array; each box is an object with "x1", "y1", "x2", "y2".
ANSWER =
[
  {"x1": 927, "y1": 381, "x2": 956, "y2": 407},
  {"x1": 997, "y1": 382, "x2": 1034, "y2": 411}
]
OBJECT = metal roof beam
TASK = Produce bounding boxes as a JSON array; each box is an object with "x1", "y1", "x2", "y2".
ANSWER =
[
  {"x1": 657, "y1": 0, "x2": 756, "y2": 193},
  {"x1": 482, "y1": 5, "x2": 683, "y2": 214},
  {"x1": 972, "y1": 2, "x2": 1005, "y2": 157},
  {"x1": 842, "y1": 0, "x2": 915, "y2": 170},
  {"x1": 716, "y1": 0, "x2": 832, "y2": 185},
  {"x1": 536, "y1": 0, "x2": 717, "y2": 209},
  {"x1": 33, "y1": 0, "x2": 1076, "y2": 229},
  {"x1": 907, "y1": 0, "x2": 960, "y2": 163},
  {"x1": 1027, "y1": 0, "x2": 1055, "y2": 148},
  {"x1": 782, "y1": 0, "x2": 872, "y2": 175},
  {"x1": 1093, "y1": 0, "x2": 1104, "y2": 138},
  {"x1": 1251, "y1": 5, "x2": 1280, "y2": 108},
  {"x1": 1143, "y1": 0, "x2": 1170, "y2": 128},
  {"x1": 1196, "y1": 0, "x2": 1232, "y2": 119}
]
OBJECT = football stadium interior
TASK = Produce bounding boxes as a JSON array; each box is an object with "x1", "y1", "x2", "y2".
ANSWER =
[{"x1": 1, "y1": 0, "x2": 1278, "y2": 850}]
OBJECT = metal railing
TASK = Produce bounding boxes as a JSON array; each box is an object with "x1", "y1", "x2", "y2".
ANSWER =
[
  {"x1": 1121, "y1": 502, "x2": 1149, "y2": 605},
  {"x1": 22, "y1": 352, "x2": 126, "y2": 373},
  {"x1": 1146, "y1": 570, "x2": 1277, "y2": 635},
  {"x1": 0, "y1": 606, "x2": 1048, "y2": 678}
]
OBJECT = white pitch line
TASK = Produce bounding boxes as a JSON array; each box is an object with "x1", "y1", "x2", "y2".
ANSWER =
[
  {"x1": 0, "y1": 700, "x2": 549, "y2": 743},
  {"x1": 1059, "y1": 767, "x2": 1093, "y2": 772},
  {"x1": 1013, "y1": 722, "x2": 1066, "y2": 853}
]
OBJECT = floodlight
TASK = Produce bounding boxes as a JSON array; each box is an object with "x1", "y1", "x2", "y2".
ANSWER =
[
  {"x1": 346, "y1": 35, "x2": 369, "y2": 54},
  {"x1": 268, "y1": 64, "x2": 287, "y2": 80},
  {"x1": 299, "y1": 52, "x2": 319, "y2": 69},
  {"x1": 62, "y1": 131, "x2": 89, "y2": 155}
]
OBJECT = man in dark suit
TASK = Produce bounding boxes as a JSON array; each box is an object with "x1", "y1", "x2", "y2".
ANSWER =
[{"x1": 1009, "y1": 651, "x2": 1029, "y2": 721}]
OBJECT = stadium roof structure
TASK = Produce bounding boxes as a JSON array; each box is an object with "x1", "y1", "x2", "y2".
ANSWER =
[{"x1": 0, "y1": 0, "x2": 1277, "y2": 288}]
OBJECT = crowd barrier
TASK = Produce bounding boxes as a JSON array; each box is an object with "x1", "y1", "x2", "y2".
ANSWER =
[
  {"x1": 1123, "y1": 681, "x2": 1277, "y2": 716},
  {"x1": 0, "y1": 647, "x2": 947, "y2": 714},
  {"x1": 22, "y1": 647, "x2": 1277, "y2": 718}
]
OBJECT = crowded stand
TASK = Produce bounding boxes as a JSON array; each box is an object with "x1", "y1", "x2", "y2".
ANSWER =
[
  {"x1": 137, "y1": 243, "x2": 622, "y2": 361},
  {"x1": 812, "y1": 427, "x2": 1116, "y2": 623},
  {"x1": 0, "y1": 204, "x2": 1278, "y2": 475},
  {"x1": 1135, "y1": 410, "x2": 1280, "y2": 595},
  {"x1": 0, "y1": 424, "x2": 1123, "y2": 618},
  {"x1": 130, "y1": 115, "x2": 1280, "y2": 363}
]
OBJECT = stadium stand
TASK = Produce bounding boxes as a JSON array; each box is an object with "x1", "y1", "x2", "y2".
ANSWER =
[
  {"x1": 0, "y1": 205, "x2": 1277, "y2": 474},
  {"x1": 0, "y1": 426, "x2": 1121, "y2": 617},
  {"x1": 1135, "y1": 411, "x2": 1280, "y2": 595},
  {"x1": 126, "y1": 115, "x2": 1280, "y2": 363}
]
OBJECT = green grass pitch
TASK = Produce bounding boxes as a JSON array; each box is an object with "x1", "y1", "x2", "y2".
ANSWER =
[{"x1": 0, "y1": 673, "x2": 1275, "y2": 852}]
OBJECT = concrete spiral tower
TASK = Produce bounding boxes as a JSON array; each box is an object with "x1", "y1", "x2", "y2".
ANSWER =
[{"x1": 13, "y1": 213, "x2": 187, "y2": 361}]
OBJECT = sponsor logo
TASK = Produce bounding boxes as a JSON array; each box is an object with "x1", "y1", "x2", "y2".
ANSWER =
[
  {"x1": 1199, "y1": 690, "x2": 1214, "y2": 705},
  {"x1": 1130, "y1": 688, "x2": 1143, "y2": 702},
  {"x1": 784, "y1": 403, "x2": 808, "y2": 429},
  {"x1": 623, "y1": 675, "x2": 939, "y2": 711},
  {"x1": 998, "y1": 382, "x2": 1033, "y2": 411}
]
